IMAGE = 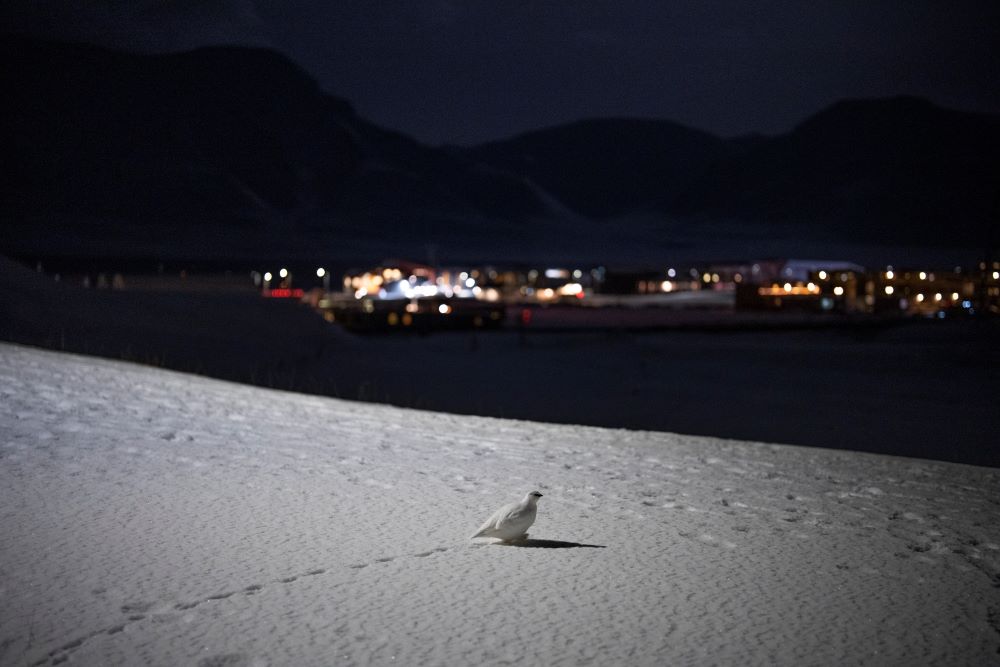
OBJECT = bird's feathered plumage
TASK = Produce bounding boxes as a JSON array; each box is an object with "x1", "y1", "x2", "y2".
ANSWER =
[{"x1": 471, "y1": 491, "x2": 543, "y2": 541}]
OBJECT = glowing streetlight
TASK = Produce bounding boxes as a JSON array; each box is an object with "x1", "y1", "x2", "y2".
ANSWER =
[
  {"x1": 263, "y1": 272, "x2": 272, "y2": 282},
  {"x1": 279, "y1": 268, "x2": 288, "y2": 279}
]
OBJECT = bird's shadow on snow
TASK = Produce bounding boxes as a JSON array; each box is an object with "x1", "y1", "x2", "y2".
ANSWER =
[{"x1": 499, "y1": 539, "x2": 606, "y2": 549}]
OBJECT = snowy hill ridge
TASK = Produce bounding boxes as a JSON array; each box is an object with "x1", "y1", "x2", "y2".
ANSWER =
[{"x1": 2, "y1": 342, "x2": 999, "y2": 665}]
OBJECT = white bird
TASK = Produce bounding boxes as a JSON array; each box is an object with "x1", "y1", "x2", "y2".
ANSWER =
[{"x1": 471, "y1": 491, "x2": 543, "y2": 542}]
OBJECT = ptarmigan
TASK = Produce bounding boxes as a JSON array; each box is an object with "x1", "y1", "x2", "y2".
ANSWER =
[{"x1": 471, "y1": 491, "x2": 543, "y2": 542}]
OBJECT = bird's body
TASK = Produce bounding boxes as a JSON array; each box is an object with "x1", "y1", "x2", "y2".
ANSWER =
[{"x1": 471, "y1": 491, "x2": 543, "y2": 542}]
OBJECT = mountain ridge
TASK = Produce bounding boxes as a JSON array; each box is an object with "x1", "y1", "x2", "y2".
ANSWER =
[{"x1": 2, "y1": 33, "x2": 997, "y2": 263}]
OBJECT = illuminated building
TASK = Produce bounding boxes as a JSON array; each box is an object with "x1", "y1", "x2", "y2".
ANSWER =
[{"x1": 735, "y1": 260, "x2": 864, "y2": 312}]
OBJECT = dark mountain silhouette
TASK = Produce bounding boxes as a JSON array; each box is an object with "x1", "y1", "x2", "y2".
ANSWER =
[
  {"x1": 2, "y1": 36, "x2": 355, "y2": 243},
  {"x1": 467, "y1": 119, "x2": 752, "y2": 218},
  {"x1": 469, "y1": 97, "x2": 999, "y2": 250},
  {"x1": 2, "y1": 34, "x2": 997, "y2": 263},
  {"x1": 669, "y1": 96, "x2": 1000, "y2": 247},
  {"x1": 0, "y1": 35, "x2": 551, "y2": 260}
]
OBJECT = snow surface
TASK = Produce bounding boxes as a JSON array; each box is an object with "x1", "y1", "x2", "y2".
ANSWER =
[{"x1": 2, "y1": 342, "x2": 999, "y2": 666}]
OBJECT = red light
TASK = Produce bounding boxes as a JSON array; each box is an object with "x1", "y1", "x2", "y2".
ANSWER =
[{"x1": 265, "y1": 288, "x2": 304, "y2": 298}]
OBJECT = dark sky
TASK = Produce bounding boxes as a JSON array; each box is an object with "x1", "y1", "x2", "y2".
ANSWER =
[{"x1": 5, "y1": 1, "x2": 999, "y2": 145}]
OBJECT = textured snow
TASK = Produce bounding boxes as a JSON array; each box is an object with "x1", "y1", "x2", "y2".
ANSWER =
[{"x1": 1, "y1": 342, "x2": 999, "y2": 666}]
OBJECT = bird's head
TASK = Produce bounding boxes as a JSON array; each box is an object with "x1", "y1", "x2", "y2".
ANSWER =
[{"x1": 526, "y1": 490, "x2": 543, "y2": 503}]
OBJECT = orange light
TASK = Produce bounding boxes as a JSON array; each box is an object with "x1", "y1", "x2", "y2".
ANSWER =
[{"x1": 758, "y1": 284, "x2": 818, "y2": 296}]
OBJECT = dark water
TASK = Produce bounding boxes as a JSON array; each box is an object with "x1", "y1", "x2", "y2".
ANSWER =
[
  {"x1": 3, "y1": 257, "x2": 998, "y2": 467},
  {"x1": 311, "y1": 320, "x2": 999, "y2": 467}
]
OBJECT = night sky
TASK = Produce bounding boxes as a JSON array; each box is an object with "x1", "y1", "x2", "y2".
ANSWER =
[{"x1": 4, "y1": 1, "x2": 999, "y2": 145}]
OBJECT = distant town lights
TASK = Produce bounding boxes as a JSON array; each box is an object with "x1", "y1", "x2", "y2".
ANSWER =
[
  {"x1": 833, "y1": 286, "x2": 844, "y2": 296},
  {"x1": 316, "y1": 268, "x2": 326, "y2": 278},
  {"x1": 885, "y1": 270, "x2": 894, "y2": 280},
  {"x1": 818, "y1": 270, "x2": 828, "y2": 280},
  {"x1": 279, "y1": 268, "x2": 288, "y2": 278},
  {"x1": 884, "y1": 285, "x2": 894, "y2": 295},
  {"x1": 263, "y1": 272, "x2": 272, "y2": 282},
  {"x1": 919, "y1": 271, "x2": 927, "y2": 280}
]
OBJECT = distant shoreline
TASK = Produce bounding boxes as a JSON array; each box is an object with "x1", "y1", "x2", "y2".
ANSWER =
[{"x1": 3, "y1": 255, "x2": 998, "y2": 468}]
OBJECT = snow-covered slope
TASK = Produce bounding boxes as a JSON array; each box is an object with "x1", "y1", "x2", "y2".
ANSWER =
[{"x1": 2, "y1": 342, "x2": 998, "y2": 666}]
